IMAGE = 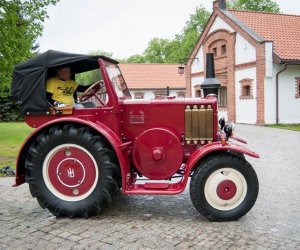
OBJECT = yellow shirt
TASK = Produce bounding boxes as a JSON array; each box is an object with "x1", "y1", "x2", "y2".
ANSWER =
[{"x1": 46, "y1": 76, "x2": 78, "y2": 105}]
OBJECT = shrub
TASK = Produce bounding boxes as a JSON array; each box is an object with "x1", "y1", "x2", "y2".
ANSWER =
[{"x1": 0, "y1": 96, "x2": 23, "y2": 121}]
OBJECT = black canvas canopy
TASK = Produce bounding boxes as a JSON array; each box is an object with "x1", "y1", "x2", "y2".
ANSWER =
[{"x1": 11, "y1": 50, "x2": 118, "y2": 115}]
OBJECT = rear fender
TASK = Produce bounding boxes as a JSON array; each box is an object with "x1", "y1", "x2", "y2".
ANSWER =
[
  {"x1": 14, "y1": 118, "x2": 130, "y2": 188},
  {"x1": 186, "y1": 141, "x2": 259, "y2": 174}
]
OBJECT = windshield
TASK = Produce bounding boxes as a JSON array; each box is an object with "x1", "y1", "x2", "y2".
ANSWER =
[{"x1": 105, "y1": 64, "x2": 131, "y2": 99}]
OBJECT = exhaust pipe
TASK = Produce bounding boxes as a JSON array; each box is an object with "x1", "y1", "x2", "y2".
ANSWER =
[{"x1": 201, "y1": 53, "x2": 221, "y2": 97}]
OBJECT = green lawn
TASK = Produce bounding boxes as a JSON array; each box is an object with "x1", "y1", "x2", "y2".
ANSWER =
[
  {"x1": 266, "y1": 124, "x2": 300, "y2": 132},
  {"x1": 0, "y1": 122, "x2": 34, "y2": 170}
]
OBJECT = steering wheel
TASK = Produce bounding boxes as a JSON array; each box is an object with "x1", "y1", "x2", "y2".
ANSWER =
[{"x1": 79, "y1": 80, "x2": 101, "y2": 102}]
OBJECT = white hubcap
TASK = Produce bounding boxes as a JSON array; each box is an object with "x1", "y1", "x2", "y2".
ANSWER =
[{"x1": 204, "y1": 168, "x2": 247, "y2": 211}]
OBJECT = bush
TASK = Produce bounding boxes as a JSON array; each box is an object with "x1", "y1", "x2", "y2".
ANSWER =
[{"x1": 0, "y1": 96, "x2": 23, "y2": 121}]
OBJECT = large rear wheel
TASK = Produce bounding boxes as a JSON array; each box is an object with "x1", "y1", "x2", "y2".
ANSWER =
[
  {"x1": 190, "y1": 154, "x2": 258, "y2": 221},
  {"x1": 25, "y1": 124, "x2": 120, "y2": 218}
]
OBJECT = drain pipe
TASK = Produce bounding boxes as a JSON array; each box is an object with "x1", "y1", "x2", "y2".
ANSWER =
[{"x1": 276, "y1": 64, "x2": 287, "y2": 124}]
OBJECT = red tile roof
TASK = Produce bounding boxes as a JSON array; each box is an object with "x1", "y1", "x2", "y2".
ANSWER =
[
  {"x1": 119, "y1": 64, "x2": 186, "y2": 89},
  {"x1": 229, "y1": 10, "x2": 300, "y2": 61}
]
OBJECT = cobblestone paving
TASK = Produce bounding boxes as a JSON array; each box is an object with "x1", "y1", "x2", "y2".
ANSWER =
[{"x1": 0, "y1": 125, "x2": 299, "y2": 249}]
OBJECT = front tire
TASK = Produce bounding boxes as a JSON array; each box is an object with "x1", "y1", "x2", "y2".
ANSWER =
[
  {"x1": 25, "y1": 124, "x2": 120, "y2": 218},
  {"x1": 190, "y1": 154, "x2": 258, "y2": 221}
]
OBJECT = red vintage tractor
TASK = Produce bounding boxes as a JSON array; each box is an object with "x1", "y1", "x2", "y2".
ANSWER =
[{"x1": 12, "y1": 50, "x2": 259, "y2": 221}]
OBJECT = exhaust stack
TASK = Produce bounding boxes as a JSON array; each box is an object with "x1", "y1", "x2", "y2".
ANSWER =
[{"x1": 201, "y1": 53, "x2": 221, "y2": 97}]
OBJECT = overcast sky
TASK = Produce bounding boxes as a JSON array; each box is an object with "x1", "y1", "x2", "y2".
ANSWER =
[{"x1": 38, "y1": 0, "x2": 300, "y2": 59}]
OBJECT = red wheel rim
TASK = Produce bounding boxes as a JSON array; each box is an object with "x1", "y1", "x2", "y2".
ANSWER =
[
  {"x1": 216, "y1": 180, "x2": 237, "y2": 200},
  {"x1": 43, "y1": 144, "x2": 98, "y2": 201}
]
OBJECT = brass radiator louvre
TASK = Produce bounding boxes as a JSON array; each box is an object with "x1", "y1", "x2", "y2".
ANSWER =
[
  {"x1": 184, "y1": 105, "x2": 192, "y2": 142},
  {"x1": 184, "y1": 105, "x2": 214, "y2": 144}
]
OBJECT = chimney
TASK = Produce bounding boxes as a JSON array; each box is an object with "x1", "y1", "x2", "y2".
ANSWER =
[
  {"x1": 201, "y1": 53, "x2": 221, "y2": 97},
  {"x1": 218, "y1": 0, "x2": 227, "y2": 10},
  {"x1": 213, "y1": 0, "x2": 227, "y2": 10}
]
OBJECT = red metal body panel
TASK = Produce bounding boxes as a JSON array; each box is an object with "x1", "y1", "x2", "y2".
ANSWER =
[
  {"x1": 121, "y1": 97, "x2": 218, "y2": 141},
  {"x1": 185, "y1": 141, "x2": 259, "y2": 168}
]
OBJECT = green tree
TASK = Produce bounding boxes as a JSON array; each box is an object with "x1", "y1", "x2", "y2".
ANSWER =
[
  {"x1": 122, "y1": 54, "x2": 147, "y2": 63},
  {"x1": 0, "y1": 0, "x2": 60, "y2": 98},
  {"x1": 143, "y1": 38, "x2": 172, "y2": 63},
  {"x1": 228, "y1": 0, "x2": 280, "y2": 13},
  {"x1": 170, "y1": 6, "x2": 210, "y2": 63},
  {"x1": 76, "y1": 50, "x2": 112, "y2": 85}
]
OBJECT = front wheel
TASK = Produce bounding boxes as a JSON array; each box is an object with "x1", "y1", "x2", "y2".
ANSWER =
[
  {"x1": 190, "y1": 154, "x2": 258, "y2": 221},
  {"x1": 25, "y1": 124, "x2": 120, "y2": 218}
]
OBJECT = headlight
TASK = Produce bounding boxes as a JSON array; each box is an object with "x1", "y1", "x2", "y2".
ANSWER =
[
  {"x1": 224, "y1": 122, "x2": 235, "y2": 138},
  {"x1": 219, "y1": 117, "x2": 225, "y2": 130}
]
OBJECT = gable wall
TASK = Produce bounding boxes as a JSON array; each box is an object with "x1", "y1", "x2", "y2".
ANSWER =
[{"x1": 189, "y1": 8, "x2": 267, "y2": 124}]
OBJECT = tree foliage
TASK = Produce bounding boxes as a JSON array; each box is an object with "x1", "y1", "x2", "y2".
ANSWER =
[
  {"x1": 228, "y1": 0, "x2": 280, "y2": 13},
  {"x1": 123, "y1": 54, "x2": 147, "y2": 63},
  {"x1": 0, "y1": 0, "x2": 60, "y2": 98},
  {"x1": 0, "y1": 96, "x2": 23, "y2": 121},
  {"x1": 143, "y1": 38, "x2": 172, "y2": 63},
  {"x1": 76, "y1": 50, "x2": 112, "y2": 85}
]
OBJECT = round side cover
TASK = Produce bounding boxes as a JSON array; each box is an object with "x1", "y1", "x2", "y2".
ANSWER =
[{"x1": 133, "y1": 128, "x2": 183, "y2": 180}]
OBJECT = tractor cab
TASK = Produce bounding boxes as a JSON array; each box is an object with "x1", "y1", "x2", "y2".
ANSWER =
[{"x1": 11, "y1": 50, "x2": 130, "y2": 117}]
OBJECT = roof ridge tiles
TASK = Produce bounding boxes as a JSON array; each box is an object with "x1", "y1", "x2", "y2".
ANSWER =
[{"x1": 228, "y1": 9, "x2": 300, "y2": 17}]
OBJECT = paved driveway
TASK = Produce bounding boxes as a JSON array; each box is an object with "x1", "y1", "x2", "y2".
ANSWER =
[{"x1": 0, "y1": 125, "x2": 299, "y2": 249}]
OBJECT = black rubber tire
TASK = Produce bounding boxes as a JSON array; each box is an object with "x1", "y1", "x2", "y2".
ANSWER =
[
  {"x1": 25, "y1": 124, "x2": 120, "y2": 218},
  {"x1": 190, "y1": 154, "x2": 259, "y2": 221}
]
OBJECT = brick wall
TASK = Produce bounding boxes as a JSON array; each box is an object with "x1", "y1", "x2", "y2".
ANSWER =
[{"x1": 202, "y1": 29, "x2": 236, "y2": 121}]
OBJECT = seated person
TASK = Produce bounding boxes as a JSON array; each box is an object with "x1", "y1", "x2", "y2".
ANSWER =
[{"x1": 46, "y1": 67, "x2": 96, "y2": 109}]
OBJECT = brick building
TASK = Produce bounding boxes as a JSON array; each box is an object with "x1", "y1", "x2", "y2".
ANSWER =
[
  {"x1": 119, "y1": 64, "x2": 186, "y2": 99},
  {"x1": 186, "y1": 0, "x2": 300, "y2": 124}
]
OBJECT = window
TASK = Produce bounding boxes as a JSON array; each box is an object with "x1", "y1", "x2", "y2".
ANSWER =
[
  {"x1": 195, "y1": 89, "x2": 201, "y2": 97},
  {"x1": 243, "y1": 85, "x2": 251, "y2": 96},
  {"x1": 134, "y1": 92, "x2": 144, "y2": 99},
  {"x1": 295, "y1": 77, "x2": 300, "y2": 98},
  {"x1": 177, "y1": 91, "x2": 185, "y2": 98},
  {"x1": 213, "y1": 47, "x2": 217, "y2": 57},
  {"x1": 218, "y1": 86, "x2": 227, "y2": 107},
  {"x1": 154, "y1": 90, "x2": 167, "y2": 99},
  {"x1": 221, "y1": 44, "x2": 227, "y2": 55},
  {"x1": 239, "y1": 78, "x2": 254, "y2": 99}
]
